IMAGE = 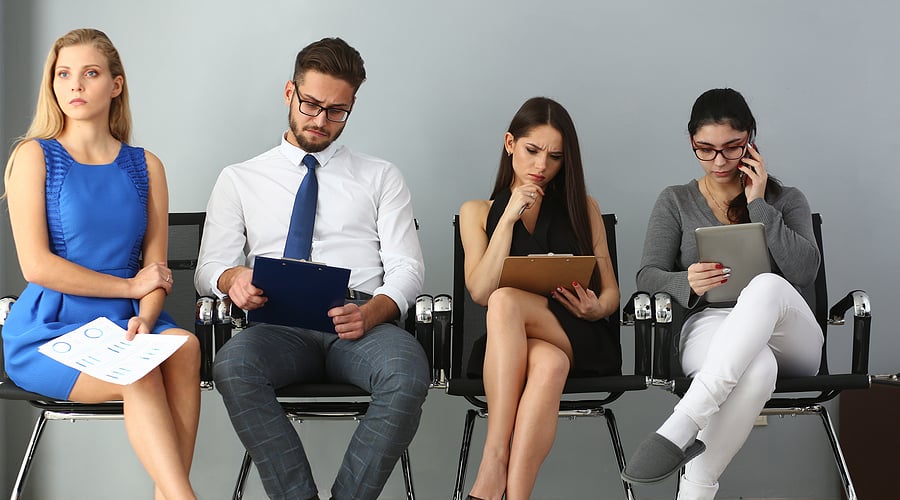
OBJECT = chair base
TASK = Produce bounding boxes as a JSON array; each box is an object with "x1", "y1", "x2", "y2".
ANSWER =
[
  {"x1": 871, "y1": 373, "x2": 900, "y2": 387},
  {"x1": 231, "y1": 447, "x2": 415, "y2": 500},
  {"x1": 11, "y1": 406, "x2": 126, "y2": 500},
  {"x1": 11, "y1": 411, "x2": 47, "y2": 500},
  {"x1": 451, "y1": 407, "x2": 635, "y2": 500},
  {"x1": 762, "y1": 405, "x2": 857, "y2": 500},
  {"x1": 230, "y1": 399, "x2": 415, "y2": 500},
  {"x1": 672, "y1": 404, "x2": 857, "y2": 500}
]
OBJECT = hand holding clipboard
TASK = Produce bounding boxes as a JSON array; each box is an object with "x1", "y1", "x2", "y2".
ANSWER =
[
  {"x1": 498, "y1": 254, "x2": 596, "y2": 296},
  {"x1": 247, "y1": 257, "x2": 351, "y2": 333}
]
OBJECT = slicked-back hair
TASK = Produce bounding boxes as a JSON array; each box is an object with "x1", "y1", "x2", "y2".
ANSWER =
[{"x1": 293, "y1": 37, "x2": 366, "y2": 92}]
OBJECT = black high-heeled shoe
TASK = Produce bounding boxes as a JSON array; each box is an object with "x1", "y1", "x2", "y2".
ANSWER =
[{"x1": 466, "y1": 496, "x2": 484, "y2": 500}]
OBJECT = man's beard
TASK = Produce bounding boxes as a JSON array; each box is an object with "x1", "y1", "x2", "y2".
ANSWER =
[{"x1": 289, "y1": 114, "x2": 344, "y2": 153}]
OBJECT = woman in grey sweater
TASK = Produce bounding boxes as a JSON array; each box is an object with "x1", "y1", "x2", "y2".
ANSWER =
[{"x1": 622, "y1": 88, "x2": 823, "y2": 499}]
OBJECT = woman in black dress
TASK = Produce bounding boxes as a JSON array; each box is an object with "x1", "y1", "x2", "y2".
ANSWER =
[{"x1": 458, "y1": 97, "x2": 620, "y2": 500}]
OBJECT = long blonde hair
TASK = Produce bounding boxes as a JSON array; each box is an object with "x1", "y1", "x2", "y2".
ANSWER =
[{"x1": 4, "y1": 28, "x2": 132, "y2": 184}]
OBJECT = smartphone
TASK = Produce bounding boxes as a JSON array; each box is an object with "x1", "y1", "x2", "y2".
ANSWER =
[{"x1": 741, "y1": 141, "x2": 758, "y2": 173}]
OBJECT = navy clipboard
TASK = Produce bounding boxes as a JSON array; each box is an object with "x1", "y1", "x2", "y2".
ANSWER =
[{"x1": 247, "y1": 256, "x2": 351, "y2": 333}]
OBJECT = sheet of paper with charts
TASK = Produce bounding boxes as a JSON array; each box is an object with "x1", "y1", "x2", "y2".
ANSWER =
[{"x1": 38, "y1": 316, "x2": 188, "y2": 385}]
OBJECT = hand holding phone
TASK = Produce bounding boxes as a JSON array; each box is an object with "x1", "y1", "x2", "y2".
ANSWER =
[
  {"x1": 740, "y1": 141, "x2": 768, "y2": 202},
  {"x1": 741, "y1": 142, "x2": 758, "y2": 173}
]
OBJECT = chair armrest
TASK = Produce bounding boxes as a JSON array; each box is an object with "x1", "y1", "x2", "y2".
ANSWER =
[
  {"x1": 214, "y1": 296, "x2": 236, "y2": 354},
  {"x1": 623, "y1": 292, "x2": 652, "y2": 376},
  {"x1": 828, "y1": 290, "x2": 871, "y2": 324},
  {"x1": 195, "y1": 297, "x2": 215, "y2": 388},
  {"x1": 414, "y1": 294, "x2": 438, "y2": 385},
  {"x1": 651, "y1": 292, "x2": 675, "y2": 382},
  {"x1": 829, "y1": 290, "x2": 872, "y2": 375},
  {"x1": 0, "y1": 296, "x2": 18, "y2": 380},
  {"x1": 0, "y1": 296, "x2": 15, "y2": 325},
  {"x1": 433, "y1": 294, "x2": 452, "y2": 387}
]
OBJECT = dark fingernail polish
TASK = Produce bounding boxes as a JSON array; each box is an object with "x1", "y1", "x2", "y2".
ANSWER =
[
  {"x1": 721, "y1": 278, "x2": 728, "y2": 283},
  {"x1": 572, "y1": 281, "x2": 579, "y2": 287},
  {"x1": 715, "y1": 264, "x2": 723, "y2": 269}
]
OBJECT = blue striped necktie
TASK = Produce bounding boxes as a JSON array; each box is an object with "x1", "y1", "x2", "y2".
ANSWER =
[{"x1": 284, "y1": 154, "x2": 319, "y2": 260}]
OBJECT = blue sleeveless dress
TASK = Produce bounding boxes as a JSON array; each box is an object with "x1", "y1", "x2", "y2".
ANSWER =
[{"x1": 3, "y1": 138, "x2": 178, "y2": 400}]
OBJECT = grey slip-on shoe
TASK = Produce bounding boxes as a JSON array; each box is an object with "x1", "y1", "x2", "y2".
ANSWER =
[{"x1": 621, "y1": 433, "x2": 706, "y2": 483}]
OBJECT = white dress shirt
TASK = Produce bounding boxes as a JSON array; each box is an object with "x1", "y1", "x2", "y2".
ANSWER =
[{"x1": 195, "y1": 134, "x2": 425, "y2": 315}]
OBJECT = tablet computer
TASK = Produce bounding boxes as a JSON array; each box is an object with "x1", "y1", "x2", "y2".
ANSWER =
[
  {"x1": 247, "y1": 256, "x2": 351, "y2": 333},
  {"x1": 695, "y1": 223, "x2": 771, "y2": 303},
  {"x1": 498, "y1": 255, "x2": 596, "y2": 296}
]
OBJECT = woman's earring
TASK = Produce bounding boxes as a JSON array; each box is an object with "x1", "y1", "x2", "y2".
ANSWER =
[{"x1": 506, "y1": 150, "x2": 512, "y2": 157}]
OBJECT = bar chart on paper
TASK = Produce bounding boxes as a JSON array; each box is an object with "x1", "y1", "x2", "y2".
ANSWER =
[{"x1": 38, "y1": 316, "x2": 188, "y2": 385}]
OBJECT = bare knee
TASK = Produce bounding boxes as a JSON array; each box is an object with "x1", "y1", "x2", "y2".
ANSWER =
[
  {"x1": 527, "y1": 346, "x2": 570, "y2": 387},
  {"x1": 487, "y1": 287, "x2": 524, "y2": 319},
  {"x1": 127, "y1": 366, "x2": 166, "y2": 395},
  {"x1": 179, "y1": 333, "x2": 201, "y2": 369},
  {"x1": 163, "y1": 331, "x2": 201, "y2": 376}
]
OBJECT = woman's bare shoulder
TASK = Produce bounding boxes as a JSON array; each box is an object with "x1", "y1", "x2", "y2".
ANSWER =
[
  {"x1": 459, "y1": 199, "x2": 491, "y2": 219},
  {"x1": 6, "y1": 139, "x2": 47, "y2": 181},
  {"x1": 13, "y1": 139, "x2": 46, "y2": 163}
]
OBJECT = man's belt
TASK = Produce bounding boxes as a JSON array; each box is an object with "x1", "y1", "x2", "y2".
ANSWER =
[{"x1": 346, "y1": 289, "x2": 373, "y2": 301}]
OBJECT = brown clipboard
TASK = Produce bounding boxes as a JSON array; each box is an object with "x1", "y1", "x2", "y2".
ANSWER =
[{"x1": 498, "y1": 255, "x2": 596, "y2": 295}]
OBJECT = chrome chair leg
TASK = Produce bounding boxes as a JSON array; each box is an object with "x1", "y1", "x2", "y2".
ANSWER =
[
  {"x1": 817, "y1": 405, "x2": 858, "y2": 500},
  {"x1": 602, "y1": 409, "x2": 636, "y2": 500},
  {"x1": 11, "y1": 412, "x2": 48, "y2": 500},
  {"x1": 232, "y1": 450, "x2": 253, "y2": 500},
  {"x1": 230, "y1": 445, "x2": 416, "y2": 499},
  {"x1": 400, "y1": 448, "x2": 415, "y2": 500},
  {"x1": 453, "y1": 409, "x2": 478, "y2": 500}
]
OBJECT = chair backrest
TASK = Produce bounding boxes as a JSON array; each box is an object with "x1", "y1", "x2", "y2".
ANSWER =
[
  {"x1": 158, "y1": 212, "x2": 207, "y2": 330},
  {"x1": 810, "y1": 213, "x2": 830, "y2": 375},
  {"x1": 449, "y1": 213, "x2": 620, "y2": 380}
]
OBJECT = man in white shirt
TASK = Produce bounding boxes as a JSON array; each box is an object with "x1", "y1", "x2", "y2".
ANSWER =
[{"x1": 195, "y1": 37, "x2": 429, "y2": 500}]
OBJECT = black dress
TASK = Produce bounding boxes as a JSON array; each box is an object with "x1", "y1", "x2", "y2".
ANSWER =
[{"x1": 466, "y1": 188, "x2": 622, "y2": 377}]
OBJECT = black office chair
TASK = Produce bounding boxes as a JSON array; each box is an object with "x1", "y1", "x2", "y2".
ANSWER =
[
  {"x1": 229, "y1": 309, "x2": 420, "y2": 500},
  {"x1": 446, "y1": 214, "x2": 651, "y2": 500},
  {"x1": 648, "y1": 213, "x2": 872, "y2": 500},
  {"x1": 0, "y1": 211, "x2": 207, "y2": 499}
]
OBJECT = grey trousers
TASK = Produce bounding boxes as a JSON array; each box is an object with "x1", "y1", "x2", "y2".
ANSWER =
[{"x1": 214, "y1": 321, "x2": 429, "y2": 500}]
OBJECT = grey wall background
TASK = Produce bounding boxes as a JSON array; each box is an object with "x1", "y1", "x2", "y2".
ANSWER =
[{"x1": 1, "y1": 1, "x2": 898, "y2": 499}]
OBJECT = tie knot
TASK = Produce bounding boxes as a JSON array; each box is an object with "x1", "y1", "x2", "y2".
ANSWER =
[{"x1": 302, "y1": 154, "x2": 318, "y2": 170}]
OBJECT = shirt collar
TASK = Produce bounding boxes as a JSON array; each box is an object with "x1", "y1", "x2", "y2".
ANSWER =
[{"x1": 279, "y1": 132, "x2": 340, "y2": 168}]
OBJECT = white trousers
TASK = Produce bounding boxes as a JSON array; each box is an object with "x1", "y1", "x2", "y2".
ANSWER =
[{"x1": 674, "y1": 273, "x2": 823, "y2": 500}]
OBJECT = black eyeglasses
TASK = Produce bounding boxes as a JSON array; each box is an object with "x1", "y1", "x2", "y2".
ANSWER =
[
  {"x1": 292, "y1": 81, "x2": 352, "y2": 123},
  {"x1": 692, "y1": 142, "x2": 749, "y2": 161},
  {"x1": 692, "y1": 132, "x2": 754, "y2": 161}
]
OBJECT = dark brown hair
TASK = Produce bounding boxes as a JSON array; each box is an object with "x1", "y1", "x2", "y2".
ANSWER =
[
  {"x1": 491, "y1": 97, "x2": 594, "y2": 257},
  {"x1": 293, "y1": 37, "x2": 366, "y2": 91}
]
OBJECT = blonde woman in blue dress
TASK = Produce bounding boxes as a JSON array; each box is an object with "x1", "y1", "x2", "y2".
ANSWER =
[{"x1": 3, "y1": 29, "x2": 200, "y2": 499}]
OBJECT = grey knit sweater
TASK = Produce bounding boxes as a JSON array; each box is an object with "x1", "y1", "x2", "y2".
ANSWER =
[{"x1": 636, "y1": 179, "x2": 820, "y2": 311}]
